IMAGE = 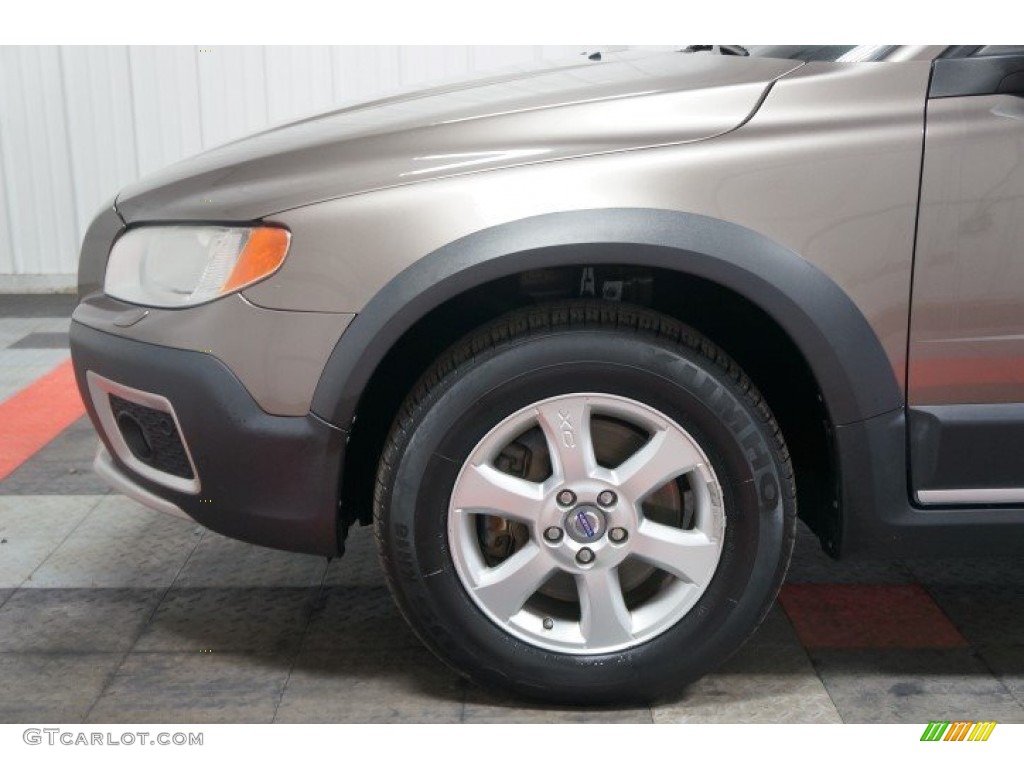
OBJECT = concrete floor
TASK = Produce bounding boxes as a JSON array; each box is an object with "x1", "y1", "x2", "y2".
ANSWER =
[{"x1": 1, "y1": 295, "x2": 1022, "y2": 723}]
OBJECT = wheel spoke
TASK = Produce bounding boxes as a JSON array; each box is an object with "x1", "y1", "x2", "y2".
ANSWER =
[
  {"x1": 576, "y1": 568, "x2": 633, "y2": 647},
  {"x1": 632, "y1": 519, "x2": 719, "y2": 586},
  {"x1": 472, "y1": 543, "x2": 556, "y2": 621},
  {"x1": 451, "y1": 463, "x2": 545, "y2": 523},
  {"x1": 535, "y1": 397, "x2": 594, "y2": 483},
  {"x1": 611, "y1": 428, "x2": 703, "y2": 503}
]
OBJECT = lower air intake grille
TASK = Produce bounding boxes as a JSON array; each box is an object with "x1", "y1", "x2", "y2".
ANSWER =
[{"x1": 108, "y1": 394, "x2": 194, "y2": 480}]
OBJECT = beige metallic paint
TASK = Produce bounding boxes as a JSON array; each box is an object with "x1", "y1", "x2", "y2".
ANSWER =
[
  {"x1": 115, "y1": 53, "x2": 800, "y2": 223},
  {"x1": 82, "y1": 51, "x2": 805, "y2": 418},
  {"x1": 251, "y1": 61, "x2": 931, "y2": 389},
  {"x1": 887, "y1": 46, "x2": 948, "y2": 63},
  {"x1": 74, "y1": 295, "x2": 353, "y2": 416},
  {"x1": 909, "y1": 94, "x2": 1024, "y2": 405}
]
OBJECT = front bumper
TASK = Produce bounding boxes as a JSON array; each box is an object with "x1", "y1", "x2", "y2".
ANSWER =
[{"x1": 70, "y1": 321, "x2": 346, "y2": 556}]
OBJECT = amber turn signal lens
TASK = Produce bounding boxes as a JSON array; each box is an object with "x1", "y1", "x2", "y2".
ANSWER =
[{"x1": 222, "y1": 227, "x2": 291, "y2": 294}]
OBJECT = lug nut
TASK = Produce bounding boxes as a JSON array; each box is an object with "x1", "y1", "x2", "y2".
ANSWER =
[
  {"x1": 597, "y1": 490, "x2": 617, "y2": 507},
  {"x1": 543, "y1": 526, "x2": 563, "y2": 543},
  {"x1": 609, "y1": 527, "x2": 628, "y2": 544},
  {"x1": 543, "y1": 617, "x2": 554, "y2": 630},
  {"x1": 576, "y1": 547, "x2": 595, "y2": 565},
  {"x1": 557, "y1": 489, "x2": 576, "y2": 507}
]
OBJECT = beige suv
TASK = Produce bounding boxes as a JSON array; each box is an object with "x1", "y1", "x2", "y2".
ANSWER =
[{"x1": 71, "y1": 45, "x2": 1024, "y2": 703}]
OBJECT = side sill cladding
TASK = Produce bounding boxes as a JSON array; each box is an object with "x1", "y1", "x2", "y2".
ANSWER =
[
  {"x1": 837, "y1": 408, "x2": 1024, "y2": 557},
  {"x1": 311, "y1": 208, "x2": 902, "y2": 431}
]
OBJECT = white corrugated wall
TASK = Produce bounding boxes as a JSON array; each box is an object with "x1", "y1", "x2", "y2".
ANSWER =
[{"x1": 0, "y1": 45, "x2": 588, "y2": 291}]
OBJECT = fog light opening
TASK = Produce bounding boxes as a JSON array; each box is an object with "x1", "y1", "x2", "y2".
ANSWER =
[{"x1": 117, "y1": 411, "x2": 154, "y2": 461}]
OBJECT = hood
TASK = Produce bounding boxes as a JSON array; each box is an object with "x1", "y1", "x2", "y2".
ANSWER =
[{"x1": 116, "y1": 51, "x2": 802, "y2": 223}]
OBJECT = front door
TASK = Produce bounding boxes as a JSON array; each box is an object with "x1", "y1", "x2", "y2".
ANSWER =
[{"x1": 908, "y1": 46, "x2": 1024, "y2": 505}]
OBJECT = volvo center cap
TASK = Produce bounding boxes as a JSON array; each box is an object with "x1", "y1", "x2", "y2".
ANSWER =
[{"x1": 564, "y1": 505, "x2": 608, "y2": 543}]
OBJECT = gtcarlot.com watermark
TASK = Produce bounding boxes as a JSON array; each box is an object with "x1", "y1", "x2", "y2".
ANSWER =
[{"x1": 23, "y1": 729, "x2": 203, "y2": 747}]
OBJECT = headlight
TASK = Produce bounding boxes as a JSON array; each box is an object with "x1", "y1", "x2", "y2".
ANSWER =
[{"x1": 104, "y1": 226, "x2": 290, "y2": 308}]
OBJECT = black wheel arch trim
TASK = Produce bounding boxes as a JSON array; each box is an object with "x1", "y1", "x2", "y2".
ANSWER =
[{"x1": 311, "y1": 208, "x2": 902, "y2": 430}]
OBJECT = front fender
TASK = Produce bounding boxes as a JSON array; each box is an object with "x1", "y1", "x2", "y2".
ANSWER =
[{"x1": 310, "y1": 208, "x2": 902, "y2": 429}]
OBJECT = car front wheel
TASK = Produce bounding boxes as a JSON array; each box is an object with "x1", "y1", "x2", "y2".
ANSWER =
[{"x1": 375, "y1": 302, "x2": 796, "y2": 704}]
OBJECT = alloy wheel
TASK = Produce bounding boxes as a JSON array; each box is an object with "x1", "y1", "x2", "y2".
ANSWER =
[{"x1": 448, "y1": 393, "x2": 726, "y2": 654}]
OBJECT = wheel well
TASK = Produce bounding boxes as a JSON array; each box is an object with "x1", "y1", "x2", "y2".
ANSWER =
[{"x1": 339, "y1": 264, "x2": 840, "y2": 556}]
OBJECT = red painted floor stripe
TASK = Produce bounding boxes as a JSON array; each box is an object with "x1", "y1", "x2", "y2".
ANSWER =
[
  {"x1": 0, "y1": 359, "x2": 86, "y2": 481},
  {"x1": 779, "y1": 583, "x2": 969, "y2": 649}
]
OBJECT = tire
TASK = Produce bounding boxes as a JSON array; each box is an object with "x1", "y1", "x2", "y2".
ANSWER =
[{"x1": 374, "y1": 301, "x2": 796, "y2": 704}]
